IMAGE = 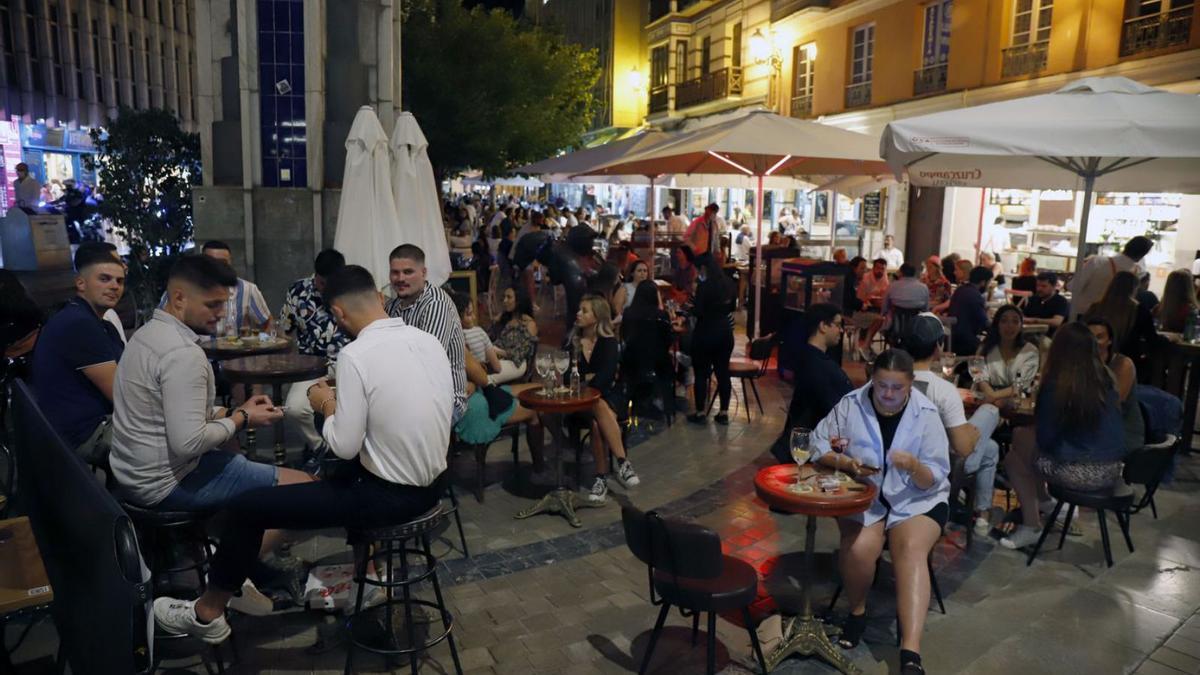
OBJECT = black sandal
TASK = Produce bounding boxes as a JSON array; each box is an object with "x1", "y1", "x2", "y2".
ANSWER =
[
  {"x1": 836, "y1": 613, "x2": 867, "y2": 649},
  {"x1": 900, "y1": 649, "x2": 926, "y2": 673}
]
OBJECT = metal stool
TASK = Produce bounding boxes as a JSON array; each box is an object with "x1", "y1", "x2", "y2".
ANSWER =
[
  {"x1": 344, "y1": 505, "x2": 463, "y2": 675},
  {"x1": 121, "y1": 503, "x2": 231, "y2": 674}
]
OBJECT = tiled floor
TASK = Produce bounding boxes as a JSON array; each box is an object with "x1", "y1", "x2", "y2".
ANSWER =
[{"x1": 11, "y1": 354, "x2": 1200, "y2": 674}]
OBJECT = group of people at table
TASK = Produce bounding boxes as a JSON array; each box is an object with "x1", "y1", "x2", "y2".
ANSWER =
[{"x1": 6, "y1": 220, "x2": 1185, "y2": 673}]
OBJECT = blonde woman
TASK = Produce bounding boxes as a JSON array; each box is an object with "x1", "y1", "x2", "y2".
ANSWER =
[{"x1": 575, "y1": 294, "x2": 640, "y2": 503}]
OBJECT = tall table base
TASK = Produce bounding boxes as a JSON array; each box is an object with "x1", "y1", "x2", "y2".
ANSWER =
[
  {"x1": 765, "y1": 515, "x2": 861, "y2": 675},
  {"x1": 514, "y1": 487, "x2": 604, "y2": 528}
]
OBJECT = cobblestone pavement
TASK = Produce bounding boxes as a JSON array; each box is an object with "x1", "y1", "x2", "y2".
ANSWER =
[{"x1": 14, "y1": 358, "x2": 1200, "y2": 675}]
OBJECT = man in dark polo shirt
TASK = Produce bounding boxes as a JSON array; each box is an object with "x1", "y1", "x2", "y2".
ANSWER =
[
  {"x1": 32, "y1": 242, "x2": 127, "y2": 452},
  {"x1": 771, "y1": 302, "x2": 853, "y2": 462},
  {"x1": 1021, "y1": 271, "x2": 1070, "y2": 337}
]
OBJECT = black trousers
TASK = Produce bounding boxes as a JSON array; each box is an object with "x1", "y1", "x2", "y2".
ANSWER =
[
  {"x1": 692, "y1": 326, "x2": 734, "y2": 413},
  {"x1": 208, "y1": 462, "x2": 441, "y2": 593}
]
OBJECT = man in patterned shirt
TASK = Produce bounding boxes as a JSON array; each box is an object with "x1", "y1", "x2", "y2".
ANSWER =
[
  {"x1": 384, "y1": 244, "x2": 468, "y2": 422},
  {"x1": 281, "y1": 249, "x2": 350, "y2": 450}
]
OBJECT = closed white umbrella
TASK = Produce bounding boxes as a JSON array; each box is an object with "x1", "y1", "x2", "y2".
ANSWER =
[
  {"x1": 880, "y1": 76, "x2": 1200, "y2": 271},
  {"x1": 334, "y1": 106, "x2": 402, "y2": 286},
  {"x1": 391, "y1": 112, "x2": 451, "y2": 286}
]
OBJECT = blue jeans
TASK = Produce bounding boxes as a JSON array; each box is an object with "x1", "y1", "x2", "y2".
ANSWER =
[
  {"x1": 157, "y1": 451, "x2": 279, "y2": 512},
  {"x1": 964, "y1": 404, "x2": 1001, "y2": 512}
]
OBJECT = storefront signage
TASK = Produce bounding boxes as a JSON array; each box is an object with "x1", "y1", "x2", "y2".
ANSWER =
[
  {"x1": 913, "y1": 168, "x2": 983, "y2": 186},
  {"x1": 64, "y1": 129, "x2": 96, "y2": 152},
  {"x1": 20, "y1": 124, "x2": 48, "y2": 147},
  {"x1": 862, "y1": 191, "x2": 883, "y2": 229}
]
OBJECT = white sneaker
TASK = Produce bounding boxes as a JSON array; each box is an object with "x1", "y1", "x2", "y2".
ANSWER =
[
  {"x1": 972, "y1": 515, "x2": 992, "y2": 537},
  {"x1": 588, "y1": 476, "x2": 609, "y2": 504},
  {"x1": 227, "y1": 579, "x2": 274, "y2": 616},
  {"x1": 616, "y1": 460, "x2": 641, "y2": 488},
  {"x1": 154, "y1": 597, "x2": 232, "y2": 644},
  {"x1": 999, "y1": 524, "x2": 1043, "y2": 550}
]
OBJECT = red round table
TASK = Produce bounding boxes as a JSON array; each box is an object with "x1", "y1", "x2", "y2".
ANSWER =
[
  {"x1": 513, "y1": 386, "x2": 602, "y2": 528},
  {"x1": 754, "y1": 464, "x2": 877, "y2": 674}
]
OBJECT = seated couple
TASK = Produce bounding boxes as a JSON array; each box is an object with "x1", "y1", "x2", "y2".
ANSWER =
[{"x1": 109, "y1": 257, "x2": 455, "y2": 644}]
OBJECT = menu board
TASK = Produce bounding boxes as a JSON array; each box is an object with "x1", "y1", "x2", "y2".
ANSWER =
[{"x1": 862, "y1": 191, "x2": 883, "y2": 230}]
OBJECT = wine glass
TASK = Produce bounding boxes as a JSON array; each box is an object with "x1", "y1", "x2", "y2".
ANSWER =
[
  {"x1": 967, "y1": 356, "x2": 987, "y2": 398},
  {"x1": 789, "y1": 428, "x2": 811, "y2": 489},
  {"x1": 941, "y1": 355, "x2": 958, "y2": 382},
  {"x1": 536, "y1": 353, "x2": 552, "y2": 393},
  {"x1": 553, "y1": 349, "x2": 571, "y2": 395}
]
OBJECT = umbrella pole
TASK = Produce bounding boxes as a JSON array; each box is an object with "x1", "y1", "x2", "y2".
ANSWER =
[
  {"x1": 649, "y1": 175, "x2": 657, "y2": 278},
  {"x1": 754, "y1": 174, "x2": 764, "y2": 339},
  {"x1": 1074, "y1": 173, "x2": 1097, "y2": 274}
]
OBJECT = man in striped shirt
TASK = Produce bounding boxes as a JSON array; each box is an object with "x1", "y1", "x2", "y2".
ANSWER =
[
  {"x1": 384, "y1": 244, "x2": 468, "y2": 422},
  {"x1": 159, "y1": 241, "x2": 272, "y2": 335}
]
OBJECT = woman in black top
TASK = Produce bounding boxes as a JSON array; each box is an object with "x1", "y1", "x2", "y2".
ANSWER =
[
  {"x1": 576, "y1": 294, "x2": 641, "y2": 504},
  {"x1": 621, "y1": 280, "x2": 674, "y2": 407},
  {"x1": 688, "y1": 257, "x2": 736, "y2": 425}
]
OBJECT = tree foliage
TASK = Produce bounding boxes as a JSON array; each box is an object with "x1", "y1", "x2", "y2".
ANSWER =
[
  {"x1": 85, "y1": 107, "x2": 201, "y2": 258},
  {"x1": 402, "y1": 0, "x2": 600, "y2": 179}
]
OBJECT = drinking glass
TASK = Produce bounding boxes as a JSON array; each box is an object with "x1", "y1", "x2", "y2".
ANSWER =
[
  {"x1": 967, "y1": 356, "x2": 987, "y2": 398},
  {"x1": 553, "y1": 350, "x2": 571, "y2": 395},
  {"x1": 789, "y1": 428, "x2": 811, "y2": 489},
  {"x1": 941, "y1": 355, "x2": 958, "y2": 381},
  {"x1": 536, "y1": 353, "x2": 552, "y2": 393}
]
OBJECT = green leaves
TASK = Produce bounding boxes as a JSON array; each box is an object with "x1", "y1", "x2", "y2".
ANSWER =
[{"x1": 402, "y1": 0, "x2": 599, "y2": 179}]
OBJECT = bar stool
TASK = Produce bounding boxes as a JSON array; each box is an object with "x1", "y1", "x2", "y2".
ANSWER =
[
  {"x1": 122, "y1": 502, "x2": 231, "y2": 674},
  {"x1": 344, "y1": 505, "x2": 463, "y2": 675}
]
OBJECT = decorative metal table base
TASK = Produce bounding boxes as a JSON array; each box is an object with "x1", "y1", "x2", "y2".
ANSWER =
[
  {"x1": 765, "y1": 616, "x2": 858, "y2": 674},
  {"x1": 514, "y1": 487, "x2": 604, "y2": 527}
]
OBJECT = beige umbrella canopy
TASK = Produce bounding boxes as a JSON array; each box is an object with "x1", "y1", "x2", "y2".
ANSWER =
[{"x1": 578, "y1": 110, "x2": 891, "y2": 337}]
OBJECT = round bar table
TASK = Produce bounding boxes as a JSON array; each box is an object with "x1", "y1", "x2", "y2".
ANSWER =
[
  {"x1": 222, "y1": 353, "x2": 328, "y2": 465},
  {"x1": 201, "y1": 335, "x2": 292, "y2": 360},
  {"x1": 754, "y1": 463, "x2": 877, "y2": 674},
  {"x1": 514, "y1": 386, "x2": 602, "y2": 528}
]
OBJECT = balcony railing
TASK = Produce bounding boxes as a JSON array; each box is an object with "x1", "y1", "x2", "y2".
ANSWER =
[
  {"x1": 844, "y1": 81, "x2": 872, "y2": 108},
  {"x1": 790, "y1": 93, "x2": 813, "y2": 118},
  {"x1": 1120, "y1": 7, "x2": 1193, "y2": 57},
  {"x1": 1001, "y1": 41, "x2": 1049, "y2": 78},
  {"x1": 649, "y1": 86, "x2": 670, "y2": 114},
  {"x1": 674, "y1": 67, "x2": 743, "y2": 110},
  {"x1": 913, "y1": 63, "x2": 948, "y2": 96}
]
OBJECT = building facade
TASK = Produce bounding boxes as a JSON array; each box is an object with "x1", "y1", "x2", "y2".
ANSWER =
[
  {"x1": 636, "y1": 0, "x2": 1200, "y2": 267},
  {"x1": 0, "y1": 0, "x2": 196, "y2": 195},
  {"x1": 190, "y1": 0, "x2": 402, "y2": 307}
]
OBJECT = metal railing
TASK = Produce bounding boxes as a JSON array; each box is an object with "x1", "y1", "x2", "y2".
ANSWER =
[
  {"x1": 1120, "y1": 7, "x2": 1193, "y2": 56},
  {"x1": 648, "y1": 86, "x2": 670, "y2": 114},
  {"x1": 789, "y1": 93, "x2": 813, "y2": 118},
  {"x1": 674, "y1": 67, "x2": 743, "y2": 110},
  {"x1": 913, "y1": 62, "x2": 948, "y2": 96},
  {"x1": 844, "y1": 81, "x2": 872, "y2": 108},
  {"x1": 1001, "y1": 41, "x2": 1049, "y2": 78}
]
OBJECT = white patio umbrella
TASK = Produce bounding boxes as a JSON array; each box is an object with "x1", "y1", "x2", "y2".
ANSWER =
[
  {"x1": 577, "y1": 110, "x2": 891, "y2": 337},
  {"x1": 880, "y1": 76, "x2": 1200, "y2": 271},
  {"x1": 391, "y1": 112, "x2": 451, "y2": 286},
  {"x1": 334, "y1": 106, "x2": 403, "y2": 286}
]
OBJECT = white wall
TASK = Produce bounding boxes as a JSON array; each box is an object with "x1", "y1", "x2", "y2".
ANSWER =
[{"x1": 941, "y1": 187, "x2": 983, "y2": 260}]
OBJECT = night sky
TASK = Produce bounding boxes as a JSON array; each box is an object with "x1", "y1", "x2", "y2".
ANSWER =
[{"x1": 464, "y1": 0, "x2": 524, "y2": 15}]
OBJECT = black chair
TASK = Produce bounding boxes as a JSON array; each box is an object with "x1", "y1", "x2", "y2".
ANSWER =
[
  {"x1": 440, "y1": 478, "x2": 470, "y2": 558},
  {"x1": 1026, "y1": 483, "x2": 1134, "y2": 568},
  {"x1": 1123, "y1": 433, "x2": 1178, "y2": 519},
  {"x1": 450, "y1": 424, "x2": 521, "y2": 504},
  {"x1": 344, "y1": 505, "x2": 462, "y2": 675},
  {"x1": 9, "y1": 379, "x2": 155, "y2": 674},
  {"x1": 621, "y1": 506, "x2": 767, "y2": 675},
  {"x1": 884, "y1": 307, "x2": 923, "y2": 347},
  {"x1": 708, "y1": 334, "x2": 775, "y2": 422}
]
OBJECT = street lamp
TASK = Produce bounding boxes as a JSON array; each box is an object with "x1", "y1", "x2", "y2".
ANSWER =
[
  {"x1": 749, "y1": 28, "x2": 783, "y2": 112},
  {"x1": 627, "y1": 67, "x2": 645, "y2": 93}
]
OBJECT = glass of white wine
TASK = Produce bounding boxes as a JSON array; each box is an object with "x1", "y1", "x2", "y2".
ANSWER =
[{"x1": 790, "y1": 427, "x2": 811, "y2": 489}]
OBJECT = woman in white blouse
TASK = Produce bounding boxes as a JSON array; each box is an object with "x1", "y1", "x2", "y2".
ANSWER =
[{"x1": 977, "y1": 304, "x2": 1040, "y2": 405}]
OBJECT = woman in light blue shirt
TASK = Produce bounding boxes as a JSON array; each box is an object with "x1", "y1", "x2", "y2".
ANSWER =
[{"x1": 810, "y1": 349, "x2": 950, "y2": 675}]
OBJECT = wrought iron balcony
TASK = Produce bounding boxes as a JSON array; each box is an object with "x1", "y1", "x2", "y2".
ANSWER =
[
  {"x1": 1001, "y1": 41, "x2": 1049, "y2": 78},
  {"x1": 844, "y1": 81, "x2": 871, "y2": 109},
  {"x1": 789, "y1": 94, "x2": 813, "y2": 118},
  {"x1": 1120, "y1": 8, "x2": 1193, "y2": 57},
  {"x1": 913, "y1": 63, "x2": 948, "y2": 97},
  {"x1": 649, "y1": 86, "x2": 670, "y2": 114},
  {"x1": 674, "y1": 67, "x2": 743, "y2": 110}
]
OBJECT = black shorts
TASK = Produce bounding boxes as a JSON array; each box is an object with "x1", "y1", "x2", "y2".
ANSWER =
[{"x1": 922, "y1": 502, "x2": 950, "y2": 529}]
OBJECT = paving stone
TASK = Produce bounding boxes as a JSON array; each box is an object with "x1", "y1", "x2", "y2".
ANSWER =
[
  {"x1": 1152, "y1": 647, "x2": 1200, "y2": 674},
  {"x1": 1136, "y1": 659, "x2": 1189, "y2": 675}
]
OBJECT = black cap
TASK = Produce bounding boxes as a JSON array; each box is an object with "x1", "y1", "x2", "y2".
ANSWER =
[{"x1": 903, "y1": 313, "x2": 946, "y2": 353}]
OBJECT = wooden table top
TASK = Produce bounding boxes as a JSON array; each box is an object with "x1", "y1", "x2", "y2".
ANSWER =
[
  {"x1": 755, "y1": 464, "x2": 877, "y2": 517},
  {"x1": 201, "y1": 336, "x2": 291, "y2": 359},
  {"x1": 221, "y1": 353, "x2": 328, "y2": 385},
  {"x1": 517, "y1": 386, "x2": 601, "y2": 414}
]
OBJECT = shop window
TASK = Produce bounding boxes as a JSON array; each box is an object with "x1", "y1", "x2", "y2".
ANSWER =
[
  {"x1": 1012, "y1": 0, "x2": 1053, "y2": 45},
  {"x1": 849, "y1": 24, "x2": 874, "y2": 85},
  {"x1": 922, "y1": 0, "x2": 952, "y2": 67},
  {"x1": 257, "y1": 0, "x2": 306, "y2": 188}
]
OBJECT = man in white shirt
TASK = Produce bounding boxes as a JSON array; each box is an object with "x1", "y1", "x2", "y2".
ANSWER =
[
  {"x1": 662, "y1": 206, "x2": 688, "y2": 235},
  {"x1": 11, "y1": 163, "x2": 41, "y2": 212},
  {"x1": 978, "y1": 217, "x2": 1011, "y2": 259},
  {"x1": 154, "y1": 265, "x2": 453, "y2": 644},
  {"x1": 903, "y1": 314, "x2": 1000, "y2": 536},
  {"x1": 879, "y1": 234, "x2": 904, "y2": 270},
  {"x1": 1068, "y1": 236, "x2": 1153, "y2": 319}
]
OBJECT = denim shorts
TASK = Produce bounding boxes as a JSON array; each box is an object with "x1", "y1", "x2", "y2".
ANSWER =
[{"x1": 157, "y1": 450, "x2": 279, "y2": 512}]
